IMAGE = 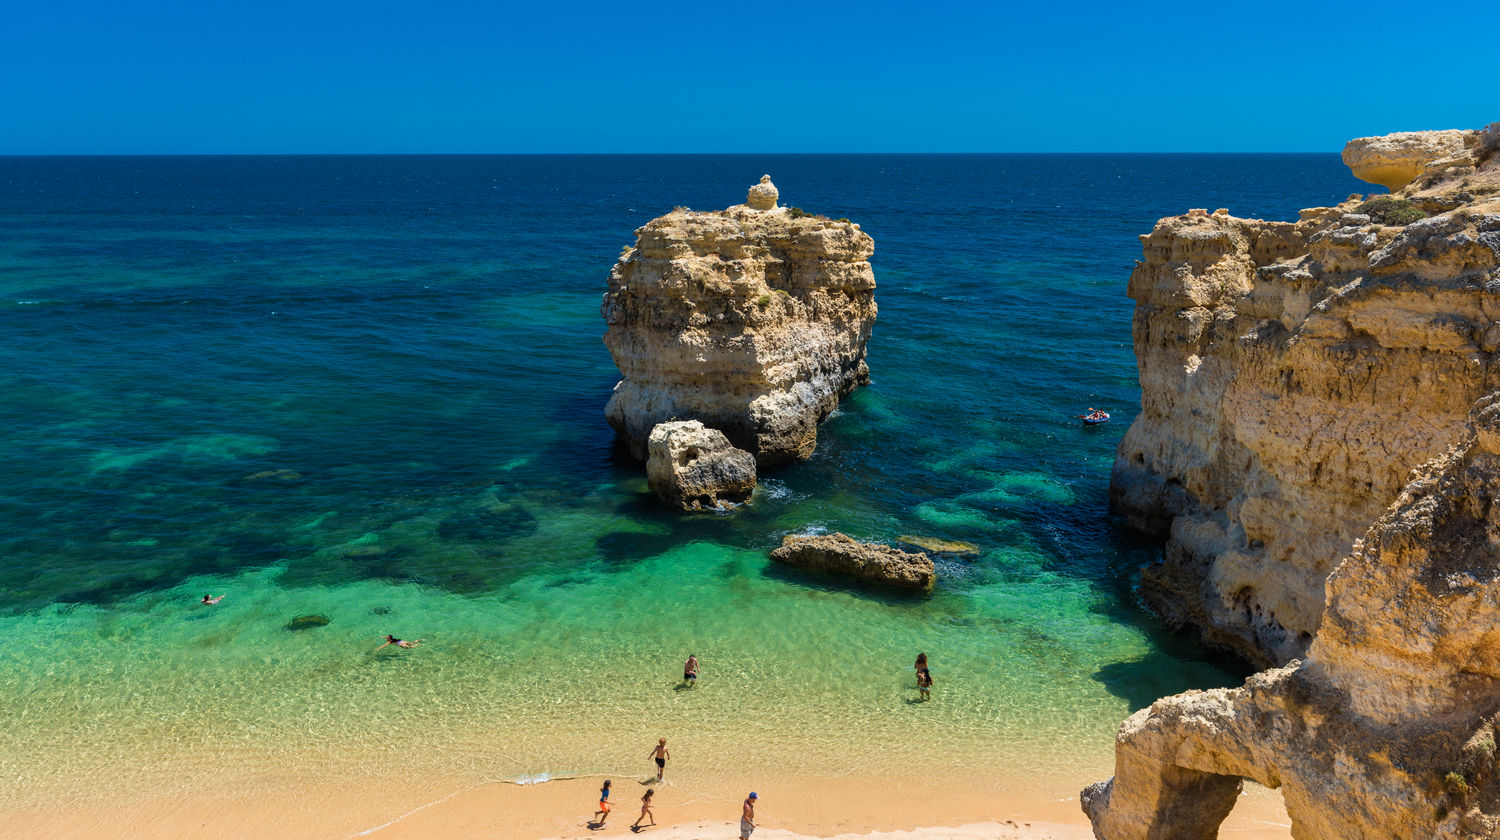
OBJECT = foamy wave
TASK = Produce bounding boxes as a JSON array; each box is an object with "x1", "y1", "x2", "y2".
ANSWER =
[{"x1": 757, "y1": 479, "x2": 796, "y2": 501}]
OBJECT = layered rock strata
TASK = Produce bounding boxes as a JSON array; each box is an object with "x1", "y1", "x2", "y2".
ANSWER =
[
  {"x1": 1113, "y1": 123, "x2": 1500, "y2": 666},
  {"x1": 602, "y1": 177, "x2": 876, "y2": 465},
  {"x1": 771, "y1": 533, "x2": 934, "y2": 591},
  {"x1": 1084, "y1": 393, "x2": 1500, "y2": 840},
  {"x1": 645, "y1": 420, "x2": 756, "y2": 510}
]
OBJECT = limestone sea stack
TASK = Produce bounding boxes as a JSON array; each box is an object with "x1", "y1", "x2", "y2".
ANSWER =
[
  {"x1": 771, "y1": 533, "x2": 934, "y2": 591},
  {"x1": 1083, "y1": 392, "x2": 1500, "y2": 840},
  {"x1": 602, "y1": 177, "x2": 877, "y2": 466},
  {"x1": 1112, "y1": 122, "x2": 1500, "y2": 666},
  {"x1": 646, "y1": 420, "x2": 756, "y2": 510}
]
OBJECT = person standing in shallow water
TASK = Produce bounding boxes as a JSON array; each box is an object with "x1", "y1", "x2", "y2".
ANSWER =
[
  {"x1": 683, "y1": 654, "x2": 698, "y2": 687},
  {"x1": 593, "y1": 779, "x2": 612, "y2": 826},
  {"x1": 917, "y1": 665, "x2": 932, "y2": 701},
  {"x1": 649, "y1": 738, "x2": 670, "y2": 782},
  {"x1": 914, "y1": 652, "x2": 927, "y2": 687}
]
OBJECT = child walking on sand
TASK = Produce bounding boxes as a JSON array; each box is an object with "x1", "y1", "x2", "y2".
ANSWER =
[
  {"x1": 632, "y1": 788, "x2": 656, "y2": 829},
  {"x1": 593, "y1": 779, "x2": 612, "y2": 826}
]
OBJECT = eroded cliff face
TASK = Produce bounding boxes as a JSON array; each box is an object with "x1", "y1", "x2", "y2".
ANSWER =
[
  {"x1": 1113, "y1": 123, "x2": 1500, "y2": 666},
  {"x1": 602, "y1": 177, "x2": 876, "y2": 465},
  {"x1": 1084, "y1": 393, "x2": 1500, "y2": 840}
]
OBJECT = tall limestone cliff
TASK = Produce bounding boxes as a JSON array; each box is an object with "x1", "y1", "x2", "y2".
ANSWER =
[
  {"x1": 1112, "y1": 123, "x2": 1500, "y2": 666},
  {"x1": 602, "y1": 176, "x2": 876, "y2": 465},
  {"x1": 1084, "y1": 392, "x2": 1500, "y2": 840}
]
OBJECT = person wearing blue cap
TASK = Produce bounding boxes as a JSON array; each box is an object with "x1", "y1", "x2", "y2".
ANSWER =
[{"x1": 740, "y1": 792, "x2": 758, "y2": 839}]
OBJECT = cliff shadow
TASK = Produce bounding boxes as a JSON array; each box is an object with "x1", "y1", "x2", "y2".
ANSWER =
[{"x1": 1091, "y1": 647, "x2": 1255, "y2": 712}]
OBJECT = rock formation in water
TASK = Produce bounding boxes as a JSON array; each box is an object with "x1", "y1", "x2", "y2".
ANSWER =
[
  {"x1": 1084, "y1": 392, "x2": 1500, "y2": 840},
  {"x1": 602, "y1": 176, "x2": 877, "y2": 466},
  {"x1": 646, "y1": 420, "x2": 757, "y2": 510},
  {"x1": 771, "y1": 532, "x2": 934, "y2": 590},
  {"x1": 1112, "y1": 123, "x2": 1500, "y2": 666}
]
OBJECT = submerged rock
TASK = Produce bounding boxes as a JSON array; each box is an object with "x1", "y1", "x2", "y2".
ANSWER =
[
  {"x1": 602, "y1": 176, "x2": 876, "y2": 465},
  {"x1": 646, "y1": 420, "x2": 756, "y2": 510},
  {"x1": 1085, "y1": 392, "x2": 1500, "y2": 840},
  {"x1": 284, "y1": 614, "x2": 331, "y2": 631},
  {"x1": 896, "y1": 534, "x2": 980, "y2": 555},
  {"x1": 771, "y1": 532, "x2": 933, "y2": 591},
  {"x1": 244, "y1": 469, "x2": 303, "y2": 483}
]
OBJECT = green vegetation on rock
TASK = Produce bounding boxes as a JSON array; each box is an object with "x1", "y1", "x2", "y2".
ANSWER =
[{"x1": 1356, "y1": 196, "x2": 1428, "y2": 226}]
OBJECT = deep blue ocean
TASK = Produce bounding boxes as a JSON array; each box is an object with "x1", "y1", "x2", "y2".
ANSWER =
[{"x1": 0, "y1": 154, "x2": 1371, "y2": 806}]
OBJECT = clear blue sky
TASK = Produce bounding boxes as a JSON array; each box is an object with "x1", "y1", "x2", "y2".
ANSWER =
[{"x1": 3, "y1": 0, "x2": 1496, "y2": 154}]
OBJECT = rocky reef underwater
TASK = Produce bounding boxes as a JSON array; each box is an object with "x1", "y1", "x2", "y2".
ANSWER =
[{"x1": 1090, "y1": 123, "x2": 1500, "y2": 838}]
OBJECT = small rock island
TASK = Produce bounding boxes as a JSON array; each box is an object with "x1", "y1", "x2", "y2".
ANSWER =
[
  {"x1": 771, "y1": 532, "x2": 934, "y2": 591},
  {"x1": 602, "y1": 176, "x2": 877, "y2": 469}
]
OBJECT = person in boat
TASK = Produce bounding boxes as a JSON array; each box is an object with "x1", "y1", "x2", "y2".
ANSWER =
[{"x1": 1081, "y1": 408, "x2": 1110, "y2": 422}]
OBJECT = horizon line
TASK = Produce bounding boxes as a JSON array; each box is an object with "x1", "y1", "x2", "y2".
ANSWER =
[{"x1": 0, "y1": 150, "x2": 1346, "y2": 158}]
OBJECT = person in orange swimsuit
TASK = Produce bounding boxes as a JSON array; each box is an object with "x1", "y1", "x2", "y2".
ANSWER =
[{"x1": 593, "y1": 779, "x2": 612, "y2": 826}]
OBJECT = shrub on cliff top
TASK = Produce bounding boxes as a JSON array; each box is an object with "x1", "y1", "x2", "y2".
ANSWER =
[{"x1": 1357, "y1": 196, "x2": 1428, "y2": 226}]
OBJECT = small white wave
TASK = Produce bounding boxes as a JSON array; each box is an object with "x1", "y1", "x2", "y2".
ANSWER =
[{"x1": 757, "y1": 479, "x2": 794, "y2": 501}]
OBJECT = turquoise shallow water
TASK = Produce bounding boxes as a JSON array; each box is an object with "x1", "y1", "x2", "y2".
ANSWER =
[{"x1": 0, "y1": 154, "x2": 1370, "y2": 806}]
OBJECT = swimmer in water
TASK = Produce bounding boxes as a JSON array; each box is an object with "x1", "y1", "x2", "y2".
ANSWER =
[
  {"x1": 201, "y1": 594, "x2": 224, "y2": 605},
  {"x1": 375, "y1": 634, "x2": 424, "y2": 651}
]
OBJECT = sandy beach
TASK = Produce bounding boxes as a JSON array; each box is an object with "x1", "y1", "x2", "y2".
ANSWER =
[{"x1": 5, "y1": 770, "x2": 1292, "y2": 840}]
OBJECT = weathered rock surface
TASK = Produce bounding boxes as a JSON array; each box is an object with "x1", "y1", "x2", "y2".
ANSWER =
[
  {"x1": 771, "y1": 533, "x2": 934, "y2": 590},
  {"x1": 1113, "y1": 123, "x2": 1500, "y2": 666},
  {"x1": 602, "y1": 177, "x2": 876, "y2": 466},
  {"x1": 645, "y1": 420, "x2": 756, "y2": 510},
  {"x1": 1343, "y1": 128, "x2": 1474, "y2": 191},
  {"x1": 1084, "y1": 392, "x2": 1500, "y2": 840}
]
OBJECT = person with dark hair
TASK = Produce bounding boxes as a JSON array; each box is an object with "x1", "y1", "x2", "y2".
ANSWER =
[
  {"x1": 201, "y1": 594, "x2": 224, "y2": 605},
  {"x1": 632, "y1": 788, "x2": 656, "y2": 829},
  {"x1": 683, "y1": 654, "x2": 698, "y2": 687},
  {"x1": 917, "y1": 665, "x2": 933, "y2": 701},
  {"x1": 914, "y1": 652, "x2": 927, "y2": 687},
  {"x1": 594, "y1": 779, "x2": 612, "y2": 826},
  {"x1": 375, "y1": 634, "x2": 424, "y2": 651}
]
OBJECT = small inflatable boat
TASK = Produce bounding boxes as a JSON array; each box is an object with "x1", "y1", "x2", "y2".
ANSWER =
[{"x1": 1080, "y1": 411, "x2": 1111, "y2": 425}]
